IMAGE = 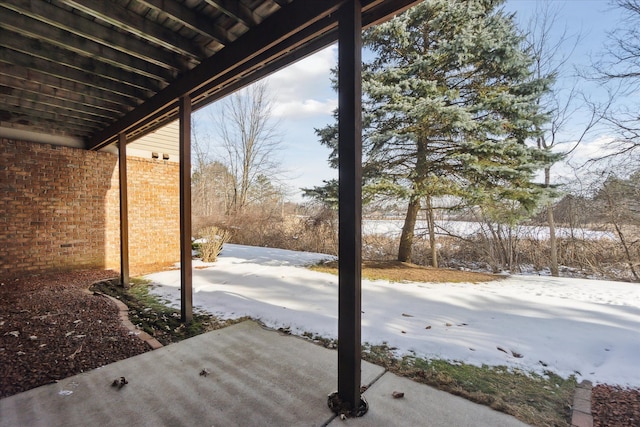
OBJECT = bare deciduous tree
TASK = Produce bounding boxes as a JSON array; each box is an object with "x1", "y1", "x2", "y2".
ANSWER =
[
  {"x1": 592, "y1": 0, "x2": 640, "y2": 162},
  {"x1": 192, "y1": 118, "x2": 234, "y2": 219},
  {"x1": 526, "y1": 1, "x2": 603, "y2": 276},
  {"x1": 213, "y1": 80, "x2": 283, "y2": 214},
  {"x1": 592, "y1": 171, "x2": 640, "y2": 281}
]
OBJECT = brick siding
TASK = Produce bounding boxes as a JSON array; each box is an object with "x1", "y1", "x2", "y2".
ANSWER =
[
  {"x1": 123, "y1": 156, "x2": 180, "y2": 276},
  {"x1": 0, "y1": 138, "x2": 180, "y2": 277}
]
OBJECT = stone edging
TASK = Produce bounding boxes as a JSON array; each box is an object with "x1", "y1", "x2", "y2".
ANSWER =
[
  {"x1": 571, "y1": 381, "x2": 593, "y2": 427},
  {"x1": 87, "y1": 278, "x2": 164, "y2": 351},
  {"x1": 103, "y1": 293, "x2": 164, "y2": 350}
]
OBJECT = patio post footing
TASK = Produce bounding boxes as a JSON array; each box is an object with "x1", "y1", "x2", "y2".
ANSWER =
[{"x1": 327, "y1": 391, "x2": 369, "y2": 418}]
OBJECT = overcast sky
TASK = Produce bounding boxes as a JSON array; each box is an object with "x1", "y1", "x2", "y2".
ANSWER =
[{"x1": 194, "y1": 0, "x2": 629, "y2": 202}]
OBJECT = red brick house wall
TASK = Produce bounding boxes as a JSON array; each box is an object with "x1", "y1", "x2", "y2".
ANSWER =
[{"x1": 0, "y1": 139, "x2": 180, "y2": 277}]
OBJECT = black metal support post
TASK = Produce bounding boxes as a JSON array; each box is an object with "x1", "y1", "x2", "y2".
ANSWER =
[
  {"x1": 179, "y1": 95, "x2": 193, "y2": 323},
  {"x1": 118, "y1": 133, "x2": 130, "y2": 287},
  {"x1": 337, "y1": 0, "x2": 363, "y2": 414}
]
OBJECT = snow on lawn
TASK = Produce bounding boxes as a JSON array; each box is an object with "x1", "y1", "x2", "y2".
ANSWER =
[
  {"x1": 145, "y1": 244, "x2": 640, "y2": 387},
  {"x1": 363, "y1": 219, "x2": 615, "y2": 241}
]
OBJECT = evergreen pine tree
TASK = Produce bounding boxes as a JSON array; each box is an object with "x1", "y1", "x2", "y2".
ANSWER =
[{"x1": 306, "y1": 0, "x2": 558, "y2": 264}]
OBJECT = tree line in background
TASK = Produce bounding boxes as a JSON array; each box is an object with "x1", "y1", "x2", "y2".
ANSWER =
[
  {"x1": 192, "y1": 81, "x2": 285, "y2": 219},
  {"x1": 190, "y1": 80, "x2": 338, "y2": 255},
  {"x1": 191, "y1": 0, "x2": 640, "y2": 282}
]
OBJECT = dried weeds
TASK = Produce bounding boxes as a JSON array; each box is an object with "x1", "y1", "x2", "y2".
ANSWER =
[{"x1": 311, "y1": 260, "x2": 500, "y2": 283}]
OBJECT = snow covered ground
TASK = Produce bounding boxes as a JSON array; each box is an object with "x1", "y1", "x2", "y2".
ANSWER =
[
  {"x1": 145, "y1": 244, "x2": 640, "y2": 387},
  {"x1": 363, "y1": 219, "x2": 615, "y2": 241}
]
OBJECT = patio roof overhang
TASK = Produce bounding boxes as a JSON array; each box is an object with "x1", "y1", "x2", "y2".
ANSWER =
[
  {"x1": 0, "y1": 0, "x2": 417, "y2": 149},
  {"x1": 0, "y1": 0, "x2": 421, "y2": 416}
]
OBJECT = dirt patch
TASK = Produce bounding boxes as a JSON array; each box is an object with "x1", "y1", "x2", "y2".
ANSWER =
[{"x1": 311, "y1": 260, "x2": 501, "y2": 283}]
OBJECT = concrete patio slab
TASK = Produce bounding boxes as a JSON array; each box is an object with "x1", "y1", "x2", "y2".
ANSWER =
[
  {"x1": 0, "y1": 320, "x2": 529, "y2": 427},
  {"x1": 0, "y1": 321, "x2": 381, "y2": 427},
  {"x1": 333, "y1": 369, "x2": 530, "y2": 427}
]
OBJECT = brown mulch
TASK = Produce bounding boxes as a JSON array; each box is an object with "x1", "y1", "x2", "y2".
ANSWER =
[
  {"x1": 592, "y1": 384, "x2": 640, "y2": 427},
  {"x1": 0, "y1": 270, "x2": 150, "y2": 398}
]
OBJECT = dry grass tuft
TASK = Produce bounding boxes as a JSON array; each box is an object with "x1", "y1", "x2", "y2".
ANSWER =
[{"x1": 310, "y1": 260, "x2": 501, "y2": 283}]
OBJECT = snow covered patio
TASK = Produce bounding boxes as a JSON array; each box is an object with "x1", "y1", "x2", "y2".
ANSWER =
[{"x1": 0, "y1": 320, "x2": 527, "y2": 427}]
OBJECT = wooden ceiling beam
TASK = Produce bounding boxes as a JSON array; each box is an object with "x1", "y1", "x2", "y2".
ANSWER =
[
  {"x1": 191, "y1": 33, "x2": 336, "y2": 110},
  {"x1": 191, "y1": 0, "x2": 421, "y2": 108},
  {"x1": 1, "y1": 89, "x2": 116, "y2": 122},
  {"x1": 87, "y1": 0, "x2": 345, "y2": 150},
  {"x1": 0, "y1": 104, "x2": 99, "y2": 132},
  {"x1": 0, "y1": 48, "x2": 153, "y2": 101},
  {"x1": 0, "y1": 74, "x2": 126, "y2": 115},
  {"x1": 86, "y1": 0, "x2": 421, "y2": 150},
  {"x1": 202, "y1": 0, "x2": 257, "y2": 28},
  {"x1": 136, "y1": 0, "x2": 231, "y2": 45},
  {"x1": 1, "y1": 94, "x2": 107, "y2": 125},
  {"x1": 0, "y1": 64, "x2": 138, "y2": 110},
  {"x1": 1, "y1": 0, "x2": 187, "y2": 72},
  {"x1": 58, "y1": 0, "x2": 205, "y2": 61},
  {"x1": 0, "y1": 29, "x2": 164, "y2": 94},
  {"x1": 0, "y1": 7, "x2": 175, "y2": 83},
  {"x1": 0, "y1": 120, "x2": 93, "y2": 138}
]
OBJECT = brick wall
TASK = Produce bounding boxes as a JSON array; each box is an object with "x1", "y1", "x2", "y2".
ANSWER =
[
  {"x1": 0, "y1": 138, "x2": 180, "y2": 277},
  {"x1": 123, "y1": 157, "x2": 180, "y2": 276}
]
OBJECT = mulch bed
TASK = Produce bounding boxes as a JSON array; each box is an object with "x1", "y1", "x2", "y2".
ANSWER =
[
  {"x1": 592, "y1": 384, "x2": 640, "y2": 427},
  {"x1": 0, "y1": 270, "x2": 150, "y2": 398}
]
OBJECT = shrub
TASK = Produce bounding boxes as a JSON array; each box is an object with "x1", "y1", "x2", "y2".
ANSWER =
[
  {"x1": 198, "y1": 226, "x2": 232, "y2": 262},
  {"x1": 217, "y1": 205, "x2": 338, "y2": 256}
]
